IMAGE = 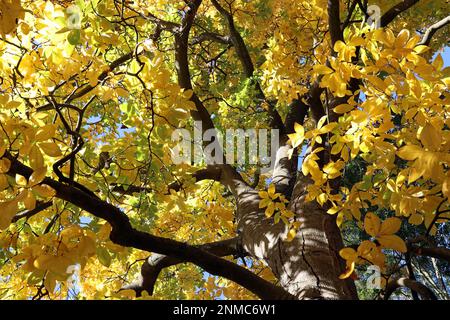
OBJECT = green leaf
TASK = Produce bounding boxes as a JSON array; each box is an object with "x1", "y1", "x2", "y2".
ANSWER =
[
  {"x1": 96, "y1": 246, "x2": 112, "y2": 267},
  {"x1": 67, "y1": 29, "x2": 81, "y2": 45}
]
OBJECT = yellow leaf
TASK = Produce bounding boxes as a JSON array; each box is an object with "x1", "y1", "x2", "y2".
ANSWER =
[
  {"x1": 34, "y1": 255, "x2": 54, "y2": 270},
  {"x1": 323, "y1": 161, "x2": 344, "y2": 179},
  {"x1": 32, "y1": 184, "x2": 56, "y2": 198},
  {"x1": 318, "y1": 123, "x2": 338, "y2": 134},
  {"x1": 258, "y1": 190, "x2": 268, "y2": 199},
  {"x1": 0, "y1": 200, "x2": 18, "y2": 230},
  {"x1": 23, "y1": 190, "x2": 36, "y2": 210},
  {"x1": 442, "y1": 177, "x2": 450, "y2": 198},
  {"x1": 397, "y1": 144, "x2": 422, "y2": 160},
  {"x1": 327, "y1": 206, "x2": 340, "y2": 215},
  {"x1": 394, "y1": 29, "x2": 409, "y2": 48},
  {"x1": 377, "y1": 234, "x2": 407, "y2": 252},
  {"x1": 339, "y1": 248, "x2": 357, "y2": 262},
  {"x1": 265, "y1": 202, "x2": 275, "y2": 217},
  {"x1": 35, "y1": 125, "x2": 56, "y2": 141},
  {"x1": 0, "y1": 0, "x2": 24, "y2": 36},
  {"x1": 259, "y1": 198, "x2": 271, "y2": 208},
  {"x1": 317, "y1": 115, "x2": 328, "y2": 129},
  {"x1": 28, "y1": 167, "x2": 47, "y2": 187},
  {"x1": 313, "y1": 64, "x2": 334, "y2": 75},
  {"x1": 44, "y1": 272, "x2": 57, "y2": 294},
  {"x1": 379, "y1": 217, "x2": 401, "y2": 235},
  {"x1": 282, "y1": 209, "x2": 294, "y2": 218},
  {"x1": 0, "y1": 174, "x2": 8, "y2": 191},
  {"x1": 408, "y1": 167, "x2": 421, "y2": 184},
  {"x1": 15, "y1": 174, "x2": 27, "y2": 187},
  {"x1": 357, "y1": 240, "x2": 377, "y2": 256},
  {"x1": 0, "y1": 158, "x2": 11, "y2": 174},
  {"x1": 339, "y1": 261, "x2": 355, "y2": 279},
  {"x1": 29, "y1": 145, "x2": 44, "y2": 170},
  {"x1": 38, "y1": 142, "x2": 62, "y2": 157},
  {"x1": 432, "y1": 54, "x2": 443, "y2": 71},
  {"x1": 333, "y1": 104, "x2": 354, "y2": 114},
  {"x1": 351, "y1": 110, "x2": 368, "y2": 123},
  {"x1": 285, "y1": 228, "x2": 297, "y2": 242},
  {"x1": 115, "y1": 87, "x2": 129, "y2": 98},
  {"x1": 418, "y1": 123, "x2": 441, "y2": 151},
  {"x1": 60, "y1": 225, "x2": 83, "y2": 240},
  {"x1": 317, "y1": 193, "x2": 327, "y2": 205},
  {"x1": 414, "y1": 45, "x2": 429, "y2": 54},
  {"x1": 79, "y1": 236, "x2": 97, "y2": 257},
  {"x1": 267, "y1": 183, "x2": 279, "y2": 199},
  {"x1": 408, "y1": 213, "x2": 424, "y2": 225},
  {"x1": 364, "y1": 212, "x2": 381, "y2": 237},
  {"x1": 287, "y1": 122, "x2": 305, "y2": 148}
]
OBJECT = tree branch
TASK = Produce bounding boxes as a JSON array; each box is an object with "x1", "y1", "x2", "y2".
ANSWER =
[
  {"x1": 408, "y1": 244, "x2": 450, "y2": 263},
  {"x1": 123, "y1": 237, "x2": 243, "y2": 295},
  {"x1": 418, "y1": 15, "x2": 450, "y2": 46},
  {"x1": 3, "y1": 151, "x2": 294, "y2": 299},
  {"x1": 210, "y1": 0, "x2": 285, "y2": 132},
  {"x1": 272, "y1": 98, "x2": 309, "y2": 193},
  {"x1": 380, "y1": 0, "x2": 420, "y2": 28},
  {"x1": 121, "y1": 2, "x2": 180, "y2": 32},
  {"x1": 11, "y1": 201, "x2": 53, "y2": 223},
  {"x1": 191, "y1": 32, "x2": 232, "y2": 45},
  {"x1": 342, "y1": 0, "x2": 359, "y2": 30},
  {"x1": 327, "y1": 0, "x2": 344, "y2": 48},
  {"x1": 383, "y1": 277, "x2": 437, "y2": 300},
  {"x1": 174, "y1": 0, "x2": 217, "y2": 134}
]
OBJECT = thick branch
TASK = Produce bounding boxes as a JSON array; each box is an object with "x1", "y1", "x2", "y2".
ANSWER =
[
  {"x1": 210, "y1": 0, "x2": 284, "y2": 132},
  {"x1": 191, "y1": 32, "x2": 232, "y2": 45},
  {"x1": 171, "y1": 1, "x2": 251, "y2": 199},
  {"x1": 408, "y1": 244, "x2": 450, "y2": 263},
  {"x1": 167, "y1": 165, "x2": 223, "y2": 192},
  {"x1": 123, "y1": 237, "x2": 243, "y2": 295},
  {"x1": 4, "y1": 152, "x2": 293, "y2": 299},
  {"x1": 169, "y1": 164, "x2": 250, "y2": 199},
  {"x1": 418, "y1": 16, "x2": 450, "y2": 46},
  {"x1": 380, "y1": 0, "x2": 419, "y2": 28},
  {"x1": 383, "y1": 277, "x2": 437, "y2": 300},
  {"x1": 174, "y1": 0, "x2": 217, "y2": 134},
  {"x1": 272, "y1": 99, "x2": 309, "y2": 192},
  {"x1": 327, "y1": 0, "x2": 344, "y2": 48}
]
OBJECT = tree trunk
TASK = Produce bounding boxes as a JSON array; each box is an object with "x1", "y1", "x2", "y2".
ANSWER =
[{"x1": 235, "y1": 173, "x2": 358, "y2": 300}]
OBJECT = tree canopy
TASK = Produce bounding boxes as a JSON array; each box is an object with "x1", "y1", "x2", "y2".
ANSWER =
[{"x1": 0, "y1": 0, "x2": 449, "y2": 300}]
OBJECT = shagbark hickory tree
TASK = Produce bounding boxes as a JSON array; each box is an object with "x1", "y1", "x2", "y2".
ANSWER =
[{"x1": 0, "y1": 0, "x2": 448, "y2": 300}]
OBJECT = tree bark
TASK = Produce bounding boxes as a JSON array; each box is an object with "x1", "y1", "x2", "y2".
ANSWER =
[{"x1": 232, "y1": 172, "x2": 358, "y2": 299}]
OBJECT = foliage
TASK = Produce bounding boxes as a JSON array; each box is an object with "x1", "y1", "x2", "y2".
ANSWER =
[{"x1": 0, "y1": 0, "x2": 448, "y2": 299}]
